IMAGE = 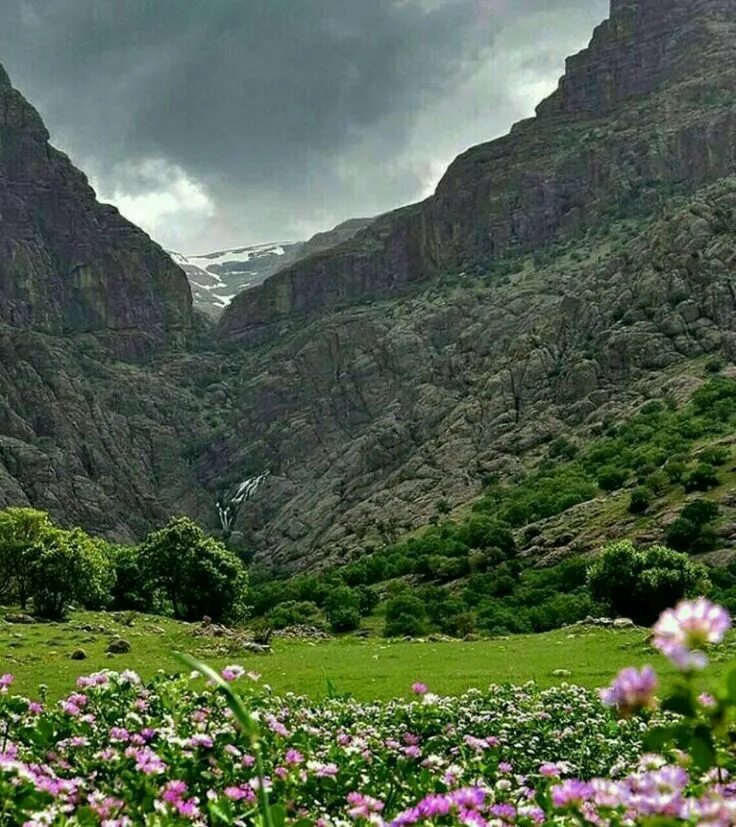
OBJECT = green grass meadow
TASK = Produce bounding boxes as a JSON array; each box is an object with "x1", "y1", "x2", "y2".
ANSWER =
[{"x1": 3, "y1": 609, "x2": 734, "y2": 701}]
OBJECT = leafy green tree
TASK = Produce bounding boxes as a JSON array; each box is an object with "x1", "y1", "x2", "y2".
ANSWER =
[
  {"x1": 0, "y1": 508, "x2": 54, "y2": 608},
  {"x1": 139, "y1": 517, "x2": 248, "y2": 622},
  {"x1": 109, "y1": 545, "x2": 153, "y2": 611},
  {"x1": 384, "y1": 592, "x2": 428, "y2": 638},
  {"x1": 587, "y1": 541, "x2": 708, "y2": 625},
  {"x1": 324, "y1": 586, "x2": 361, "y2": 633},
  {"x1": 28, "y1": 528, "x2": 114, "y2": 620}
]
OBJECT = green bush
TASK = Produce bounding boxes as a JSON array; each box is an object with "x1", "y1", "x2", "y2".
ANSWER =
[
  {"x1": 597, "y1": 466, "x2": 627, "y2": 493},
  {"x1": 683, "y1": 464, "x2": 720, "y2": 492},
  {"x1": 587, "y1": 540, "x2": 708, "y2": 625},
  {"x1": 698, "y1": 447, "x2": 729, "y2": 467},
  {"x1": 267, "y1": 600, "x2": 321, "y2": 629},
  {"x1": 325, "y1": 586, "x2": 361, "y2": 633},
  {"x1": 680, "y1": 499, "x2": 719, "y2": 527},
  {"x1": 665, "y1": 518, "x2": 700, "y2": 552},
  {"x1": 628, "y1": 487, "x2": 651, "y2": 514},
  {"x1": 384, "y1": 593, "x2": 428, "y2": 638}
]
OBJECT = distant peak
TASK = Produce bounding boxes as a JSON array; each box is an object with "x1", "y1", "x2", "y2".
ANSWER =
[{"x1": 0, "y1": 64, "x2": 11, "y2": 89}]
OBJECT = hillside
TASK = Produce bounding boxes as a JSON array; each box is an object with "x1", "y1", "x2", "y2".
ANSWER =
[{"x1": 0, "y1": 0, "x2": 735, "y2": 568}]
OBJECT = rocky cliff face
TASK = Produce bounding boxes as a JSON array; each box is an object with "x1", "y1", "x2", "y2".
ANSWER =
[
  {"x1": 2, "y1": 0, "x2": 736, "y2": 563},
  {"x1": 219, "y1": 0, "x2": 736, "y2": 342},
  {"x1": 0, "y1": 65, "x2": 192, "y2": 359}
]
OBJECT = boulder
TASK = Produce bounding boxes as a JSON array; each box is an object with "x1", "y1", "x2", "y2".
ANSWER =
[
  {"x1": 4, "y1": 613, "x2": 35, "y2": 624},
  {"x1": 70, "y1": 648, "x2": 87, "y2": 660},
  {"x1": 107, "y1": 638, "x2": 131, "y2": 654}
]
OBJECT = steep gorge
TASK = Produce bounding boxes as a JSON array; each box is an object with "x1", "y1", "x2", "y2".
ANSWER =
[{"x1": 1, "y1": 0, "x2": 736, "y2": 568}]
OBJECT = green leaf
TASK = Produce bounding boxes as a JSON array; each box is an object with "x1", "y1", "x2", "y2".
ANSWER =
[
  {"x1": 725, "y1": 666, "x2": 736, "y2": 703},
  {"x1": 643, "y1": 725, "x2": 679, "y2": 752},
  {"x1": 690, "y1": 725, "x2": 716, "y2": 773},
  {"x1": 270, "y1": 804, "x2": 287, "y2": 827},
  {"x1": 661, "y1": 689, "x2": 696, "y2": 718}
]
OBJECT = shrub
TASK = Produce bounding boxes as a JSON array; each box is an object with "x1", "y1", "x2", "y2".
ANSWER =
[
  {"x1": 324, "y1": 586, "x2": 361, "y2": 633},
  {"x1": 597, "y1": 466, "x2": 627, "y2": 492},
  {"x1": 699, "y1": 446, "x2": 729, "y2": 467},
  {"x1": 680, "y1": 499, "x2": 719, "y2": 528},
  {"x1": 665, "y1": 518, "x2": 700, "y2": 553},
  {"x1": 628, "y1": 487, "x2": 651, "y2": 514},
  {"x1": 384, "y1": 593, "x2": 428, "y2": 638},
  {"x1": 267, "y1": 601, "x2": 321, "y2": 629},
  {"x1": 139, "y1": 517, "x2": 248, "y2": 623},
  {"x1": 683, "y1": 463, "x2": 720, "y2": 492},
  {"x1": 587, "y1": 540, "x2": 708, "y2": 625}
]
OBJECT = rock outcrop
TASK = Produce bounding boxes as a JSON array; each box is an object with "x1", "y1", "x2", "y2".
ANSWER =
[
  {"x1": 0, "y1": 65, "x2": 192, "y2": 359},
  {"x1": 219, "y1": 0, "x2": 736, "y2": 342}
]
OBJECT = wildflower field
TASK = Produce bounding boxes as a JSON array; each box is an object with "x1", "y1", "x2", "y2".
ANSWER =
[{"x1": 1, "y1": 599, "x2": 736, "y2": 825}]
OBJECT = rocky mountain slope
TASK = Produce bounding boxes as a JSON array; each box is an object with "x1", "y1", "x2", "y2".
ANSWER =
[
  {"x1": 0, "y1": 66, "x2": 192, "y2": 361},
  {"x1": 1, "y1": 0, "x2": 736, "y2": 568},
  {"x1": 220, "y1": 0, "x2": 736, "y2": 343},
  {"x1": 171, "y1": 219, "x2": 372, "y2": 318}
]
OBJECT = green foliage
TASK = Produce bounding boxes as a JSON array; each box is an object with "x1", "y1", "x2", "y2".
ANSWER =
[
  {"x1": 266, "y1": 600, "x2": 321, "y2": 629},
  {"x1": 588, "y1": 541, "x2": 708, "y2": 625},
  {"x1": 384, "y1": 593, "x2": 428, "y2": 637},
  {"x1": 0, "y1": 508, "x2": 55, "y2": 608},
  {"x1": 628, "y1": 487, "x2": 652, "y2": 514},
  {"x1": 28, "y1": 528, "x2": 114, "y2": 620},
  {"x1": 324, "y1": 586, "x2": 362, "y2": 633},
  {"x1": 139, "y1": 517, "x2": 248, "y2": 623},
  {"x1": 683, "y1": 464, "x2": 720, "y2": 492},
  {"x1": 108, "y1": 545, "x2": 153, "y2": 611},
  {"x1": 597, "y1": 466, "x2": 627, "y2": 493}
]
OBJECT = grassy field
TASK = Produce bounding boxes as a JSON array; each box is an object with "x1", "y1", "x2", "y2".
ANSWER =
[{"x1": 3, "y1": 609, "x2": 735, "y2": 701}]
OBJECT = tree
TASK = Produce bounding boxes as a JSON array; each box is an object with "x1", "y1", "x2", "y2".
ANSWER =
[
  {"x1": 27, "y1": 528, "x2": 114, "y2": 620},
  {"x1": 0, "y1": 508, "x2": 54, "y2": 608},
  {"x1": 587, "y1": 541, "x2": 708, "y2": 625},
  {"x1": 324, "y1": 586, "x2": 361, "y2": 633},
  {"x1": 139, "y1": 517, "x2": 248, "y2": 622},
  {"x1": 108, "y1": 544, "x2": 153, "y2": 611},
  {"x1": 384, "y1": 592, "x2": 428, "y2": 638}
]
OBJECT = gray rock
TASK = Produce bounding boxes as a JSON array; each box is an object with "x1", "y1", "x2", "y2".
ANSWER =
[
  {"x1": 4, "y1": 613, "x2": 35, "y2": 624},
  {"x1": 613, "y1": 618, "x2": 635, "y2": 629},
  {"x1": 70, "y1": 648, "x2": 87, "y2": 660},
  {"x1": 107, "y1": 638, "x2": 131, "y2": 654}
]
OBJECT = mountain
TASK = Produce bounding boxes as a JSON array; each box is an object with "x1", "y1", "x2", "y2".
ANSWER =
[
  {"x1": 1, "y1": 0, "x2": 736, "y2": 568},
  {"x1": 170, "y1": 219, "x2": 373, "y2": 318},
  {"x1": 0, "y1": 66, "x2": 192, "y2": 360},
  {"x1": 219, "y1": 0, "x2": 736, "y2": 342}
]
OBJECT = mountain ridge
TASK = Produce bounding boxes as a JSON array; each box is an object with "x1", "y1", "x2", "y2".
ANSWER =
[{"x1": 219, "y1": 0, "x2": 736, "y2": 343}]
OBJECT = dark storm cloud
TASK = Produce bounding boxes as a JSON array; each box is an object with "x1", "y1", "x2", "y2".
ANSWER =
[{"x1": 0, "y1": 0, "x2": 608, "y2": 250}]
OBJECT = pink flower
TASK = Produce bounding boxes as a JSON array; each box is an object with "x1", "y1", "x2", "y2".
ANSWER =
[
  {"x1": 411, "y1": 682, "x2": 428, "y2": 695},
  {"x1": 0, "y1": 674, "x2": 14, "y2": 693},
  {"x1": 221, "y1": 665, "x2": 245, "y2": 682},
  {"x1": 653, "y1": 599, "x2": 730, "y2": 671},
  {"x1": 600, "y1": 666, "x2": 658, "y2": 715}
]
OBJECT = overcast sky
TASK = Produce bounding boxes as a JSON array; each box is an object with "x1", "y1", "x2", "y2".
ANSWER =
[{"x1": 0, "y1": 0, "x2": 607, "y2": 253}]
